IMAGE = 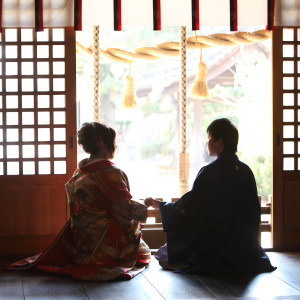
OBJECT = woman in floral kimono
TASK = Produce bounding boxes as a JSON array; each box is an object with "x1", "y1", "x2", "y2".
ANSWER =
[{"x1": 8, "y1": 122, "x2": 151, "y2": 281}]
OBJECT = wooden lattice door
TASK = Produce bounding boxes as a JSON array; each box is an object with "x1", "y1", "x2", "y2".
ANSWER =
[
  {"x1": 0, "y1": 27, "x2": 76, "y2": 254},
  {"x1": 273, "y1": 27, "x2": 300, "y2": 249}
]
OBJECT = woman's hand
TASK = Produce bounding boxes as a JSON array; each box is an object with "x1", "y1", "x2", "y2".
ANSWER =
[{"x1": 144, "y1": 197, "x2": 161, "y2": 209}]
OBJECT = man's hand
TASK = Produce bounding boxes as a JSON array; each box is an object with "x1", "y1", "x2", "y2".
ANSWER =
[{"x1": 144, "y1": 197, "x2": 161, "y2": 209}]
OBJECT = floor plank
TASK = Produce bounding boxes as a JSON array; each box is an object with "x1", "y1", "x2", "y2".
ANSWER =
[
  {"x1": 143, "y1": 258, "x2": 227, "y2": 299},
  {"x1": 0, "y1": 252, "x2": 300, "y2": 299},
  {"x1": 22, "y1": 271, "x2": 88, "y2": 300},
  {"x1": 144, "y1": 254, "x2": 300, "y2": 299},
  {"x1": 268, "y1": 251, "x2": 300, "y2": 291},
  {"x1": 82, "y1": 272, "x2": 164, "y2": 300},
  {"x1": 0, "y1": 271, "x2": 24, "y2": 299},
  {"x1": 211, "y1": 272, "x2": 300, "y2": 298}
]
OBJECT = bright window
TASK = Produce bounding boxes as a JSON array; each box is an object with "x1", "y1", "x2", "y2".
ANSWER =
[{"x1": 76, "y1": 26, "x2": 272, "y2": 208}]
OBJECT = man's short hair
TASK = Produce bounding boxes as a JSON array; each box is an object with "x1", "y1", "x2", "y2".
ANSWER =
[{"x1": 207, "y1": 118, "x2": 239, "y2": 153}]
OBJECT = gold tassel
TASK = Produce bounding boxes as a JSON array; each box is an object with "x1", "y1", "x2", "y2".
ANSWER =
[
  {"x1": 191, "y1": 47, "x2": 209, "y2": 99},
  {"x1": 122, "y1": 63, "x2": 137, "y2": 108}
]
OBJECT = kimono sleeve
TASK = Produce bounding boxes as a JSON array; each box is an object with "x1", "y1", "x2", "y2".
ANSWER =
[
  {"x1": 159, "y1": 166, "x2": 214, "y2": 233},
  {"x1": 99, "y1": 167, "x2": 148, "y2": 223}
]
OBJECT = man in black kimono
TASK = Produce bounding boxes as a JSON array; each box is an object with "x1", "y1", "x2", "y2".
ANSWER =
[{"x1": 145, "y1": 118, "x2": 275, "y2": 273}]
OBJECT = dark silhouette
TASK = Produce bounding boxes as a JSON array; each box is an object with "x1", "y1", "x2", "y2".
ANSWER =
[{"x1": 145, "y1": 118, "x2": 276, "y2": 274}]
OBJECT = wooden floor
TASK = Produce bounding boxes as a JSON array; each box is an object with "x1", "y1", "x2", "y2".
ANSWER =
[{"x1": 0, "y1": 252, "x2": 300, "y2": 299}]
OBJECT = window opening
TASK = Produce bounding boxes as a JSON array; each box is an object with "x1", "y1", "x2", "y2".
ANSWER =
[
  {"x1": 0, "y1": 28, "x2": 68, "y2": 175},
  {"x1": 76, "y1": 26, "x2": 272, "y2": 247}
]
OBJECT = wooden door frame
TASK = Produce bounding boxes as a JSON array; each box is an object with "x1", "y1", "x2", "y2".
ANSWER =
[
  {"x1": 272, "y1": 26, "x2": 284, "y2": 249},
  {"x1": 0, "y1": 27, "x2": 77, "y2": 255},
  {"x1": 272, "y1": 26, "x2": 300, "y2": 250}
]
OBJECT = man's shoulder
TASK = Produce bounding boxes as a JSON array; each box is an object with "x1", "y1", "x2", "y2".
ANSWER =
[
  {"x1": 236, "y1": 160, "x2": 253, "y2": 173},
  {"x1": 201, "y1": 155, "x2": 252, "y2": 173},
  {"x1": 196, "y1": 160, "x2": 219, "y2": 177}
]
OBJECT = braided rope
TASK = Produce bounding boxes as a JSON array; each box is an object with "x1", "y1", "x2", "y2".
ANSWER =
[
  {"x1": 76, "y1": 30, "x2": 271, "y2": 63},
  {"x1": 93, "y1": 26, "x2": 100, "y2": 122},
  {"x1": 180, "y1": 27, "x2": 187, "y2": 155},
  {"x1": 179, "y1": 26, "x2": 189, "y2": 197}
]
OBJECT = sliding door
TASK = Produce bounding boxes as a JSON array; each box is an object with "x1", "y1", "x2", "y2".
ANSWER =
[
  {"x1": 0, "y1": 27, "x2": 77, "y2": 254},
  {"x1": 273, "y1": 27, "x2": 300, "y2": 249}
]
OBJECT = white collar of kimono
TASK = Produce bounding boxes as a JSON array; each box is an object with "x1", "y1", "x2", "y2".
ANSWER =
[{"x1": 79, "y1": 157, "x2": 108, "y2": 168}]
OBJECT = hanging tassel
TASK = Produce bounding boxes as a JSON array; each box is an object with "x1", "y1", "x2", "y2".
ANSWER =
[
  {"x1": 191, "y1": 47, "x2": 209, "y2": 99},
  {"x1": 122, "y1": 63, "x2": 137, "y2": 108}
]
